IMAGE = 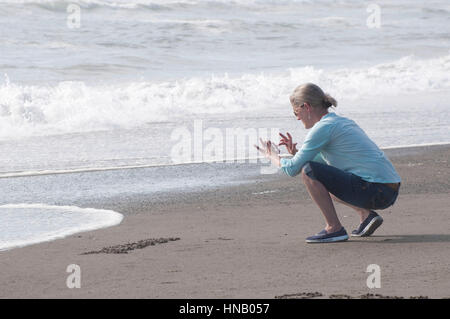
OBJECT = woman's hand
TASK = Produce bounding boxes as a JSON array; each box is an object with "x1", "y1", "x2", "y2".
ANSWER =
[
  {"x1": 254, "y1": 138, "x2": 281, "y2": 167},
  {"x1": 278, "y1": 132, "x2": 298, "y2": 155}
]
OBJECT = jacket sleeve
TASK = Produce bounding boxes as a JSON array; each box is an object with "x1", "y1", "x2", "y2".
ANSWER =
[{"x1": 280, "y1": 123, "x2": 332, "y2": 177}]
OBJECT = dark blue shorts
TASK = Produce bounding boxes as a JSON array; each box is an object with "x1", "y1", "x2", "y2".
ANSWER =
[{"x1": 303, "y1": 161, "x2": 400, "y2": 210}]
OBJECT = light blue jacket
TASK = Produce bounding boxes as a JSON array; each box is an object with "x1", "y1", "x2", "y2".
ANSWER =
[{"x1": 280, "y1": 112, "x2": 401, "y2": 183}]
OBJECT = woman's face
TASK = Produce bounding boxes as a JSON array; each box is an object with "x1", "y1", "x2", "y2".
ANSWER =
[{"x1": 293, "y1": 103, "x2": 314, "y2": 129}]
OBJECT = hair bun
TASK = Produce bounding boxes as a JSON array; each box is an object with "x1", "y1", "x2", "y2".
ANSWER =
[
  {"x1": 290, "y1": 83, "x2": 337, "y2": 109},
  {"x1": 323, "y1": 93, "x2": 337, "y2": 108}
]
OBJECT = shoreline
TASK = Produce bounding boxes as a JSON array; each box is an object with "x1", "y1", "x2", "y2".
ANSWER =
[
  {"x1": 1, "y1": 141, "x2": 449, "y2": 179},
  {"x1": 0, "y1": 144, "x2": 449, "y2": 298}
]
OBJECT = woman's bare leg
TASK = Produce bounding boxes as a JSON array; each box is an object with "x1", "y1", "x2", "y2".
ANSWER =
[
  {"x1": 330, "y1": 194, "x2": 370, "y2": 223},
  {"x1": 301, "y1": 169, "x2": 343, "y2": 233}
]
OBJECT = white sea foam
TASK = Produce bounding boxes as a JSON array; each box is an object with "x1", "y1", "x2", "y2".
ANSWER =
[
  {"x1": 0, "y1": 204, "x2": 123, "y2": 251},
  {"x1": 1, "y1": 54, "x2": 449, "y2": 140}
]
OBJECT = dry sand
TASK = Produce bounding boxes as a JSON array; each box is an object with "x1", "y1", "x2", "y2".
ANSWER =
[{"x1": 0, "y1": 144, "x2": 449, "y2": 298}]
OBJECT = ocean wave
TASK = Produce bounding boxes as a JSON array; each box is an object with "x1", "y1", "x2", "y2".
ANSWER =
[
  {"x1": 0, "y1": 0, "x2": 337, "y2": 12},
  {"x1": 0, "y1": 0, "x2": 169, "y2": 11},
  {"x1": 0, "y1": 203, "x2": 123, "y2": 251},
  {"x1": 1, "y1": 54, "x2": 449, "y2": 139},
  {"x1": 308, "y1": 16, "x2": 356, "y2": 27},
  {"x1": 0, "y1": 0, "x2": 439, "y2": 13}
]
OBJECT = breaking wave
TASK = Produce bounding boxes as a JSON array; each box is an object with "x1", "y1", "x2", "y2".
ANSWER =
[{"x1": 1, "y1": 54, "x2": 449, "y2": 139}]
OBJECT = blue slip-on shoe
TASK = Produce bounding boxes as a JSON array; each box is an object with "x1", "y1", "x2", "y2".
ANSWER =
[
  {"x1": 351, "y1": 211, "x2": 383, "y2": 237},
  {"x1": 305, "y1": 227, "x2": 349, "y2": 243}
]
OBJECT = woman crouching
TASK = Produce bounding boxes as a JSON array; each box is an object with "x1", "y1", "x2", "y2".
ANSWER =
[{"x1": 256, "y1": 83, "x2": 401, "y2": 243}]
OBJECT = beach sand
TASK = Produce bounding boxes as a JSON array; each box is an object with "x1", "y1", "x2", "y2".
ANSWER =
[{"x1": 0, "y1": 145, "x2": 449, "y2": 299}]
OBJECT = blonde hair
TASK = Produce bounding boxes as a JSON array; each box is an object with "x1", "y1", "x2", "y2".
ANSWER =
[{"x1": 290, "y1": 83, "x2": 337, "y2": 109}]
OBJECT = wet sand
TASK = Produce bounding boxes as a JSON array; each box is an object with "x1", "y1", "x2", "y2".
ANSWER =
[{"x1": 0, "y1": 144, "x2": 449, "y2": 298}]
